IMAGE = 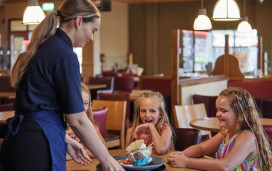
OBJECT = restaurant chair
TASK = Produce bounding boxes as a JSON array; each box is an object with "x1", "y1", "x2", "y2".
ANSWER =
[
  {"x1": 114, "y1": 76, "x2": 134, "y2": 93},
  {"x1": 92, "y1": 107, "x2": 108, "y2": 135},
  {"x1": 89, "y1": 77, "x2": 114, "y2": 99},
  {"x1": 98, "y1": 92, "x2": 131, "y2": 130},
  {"x1": 174, "y1": 103, "x2": 211, "y2": 141},
  {"x1": 263, "y1": 125, "x2": 272, "y2": 147},
  {"x1": 192, "y1": 94, "x2": 218, "y2": 117},
  {"x1": 102, "y1": 71, "x2": 118, "y2": 77},
  {"x1": 173, "y1": 128, "x2": 202, "y2": 151},
  {"x1": 92, "y1": 100, "x2": 126, "y2": 149}
]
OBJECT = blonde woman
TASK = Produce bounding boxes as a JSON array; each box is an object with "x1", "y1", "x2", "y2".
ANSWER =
[{"x1": 0, "y1": 0, "x2": 123, "y2": 170}]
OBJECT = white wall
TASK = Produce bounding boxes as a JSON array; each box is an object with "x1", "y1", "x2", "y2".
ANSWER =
[
  {"x1": 100, "y1": 1, "x2": 128, "y2": 71},
  {"x1": 181, "y1": 80, "x2": 228, "y2": 105}
]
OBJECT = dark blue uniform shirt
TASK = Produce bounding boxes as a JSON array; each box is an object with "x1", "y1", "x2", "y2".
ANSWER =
[{"x1": 16, "y1": 28, "x2": 84, "y2": 115}]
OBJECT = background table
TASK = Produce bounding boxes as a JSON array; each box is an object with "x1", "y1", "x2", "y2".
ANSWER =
[
  {"x1": 190, "y1": 117, "x2": 272, "y2": 132},
  {"x1": 0, "y1": 110, "x2": 14, "y2": 124},
  {"x1": 0, "y1": 92, "x2": 16, "y2": 103},
  {"x1": 67, "y1": 149, "x2": 199, "y2": 171}
]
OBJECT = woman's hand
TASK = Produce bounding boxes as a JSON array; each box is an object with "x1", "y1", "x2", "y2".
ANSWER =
[
  {"x1": 167, "y1": 151, "x2": 188, "y2": 168},
  {"x1": 100, "y1": 155, "x2": 125, "y2": 171},
  {"x1": 66, "y1": 136, "x2": 92, "y2": 165}
]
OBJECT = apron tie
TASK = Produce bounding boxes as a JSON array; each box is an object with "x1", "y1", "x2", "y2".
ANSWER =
[{"x1": 7, "y1": 115, "x2": 24, "y2": 135}]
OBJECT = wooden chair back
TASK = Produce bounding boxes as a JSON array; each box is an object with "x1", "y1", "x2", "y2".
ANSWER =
[
  {"x1": 92, "y1": 100, "x2": 126, "y2": 149},
  {"x1": 174, "y1": 103, "x2": 211, "y2": 138}
]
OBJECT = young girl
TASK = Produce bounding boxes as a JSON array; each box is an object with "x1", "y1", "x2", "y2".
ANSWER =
[
  {"x1": 167, "y1": 87, "x2": 272, "y2": 170},
  {"x1": 126, "y1": 91, "x2": 174, "y2": 154},
  {"x1": 67, "y1": 82, "x2": 107, "y2": 159}
]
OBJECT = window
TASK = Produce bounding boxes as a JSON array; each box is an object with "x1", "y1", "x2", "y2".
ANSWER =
[{"x1": 181, "y1": 29, "x2": 258, "y2": 74}]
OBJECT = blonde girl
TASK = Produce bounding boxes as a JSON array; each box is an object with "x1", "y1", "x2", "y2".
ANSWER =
[
  {"x1": 126, "y1": 91, "x2": 174, "y2": 154},
  {"x1": 67, "y1": 82, "x2": 107, "y2": 159},
  {"x1": 1, "y1": 0, "x2": 123, "y2": 170},
  {"x1": 167, "y1": 87, "x2": 272, "y2": 170}
]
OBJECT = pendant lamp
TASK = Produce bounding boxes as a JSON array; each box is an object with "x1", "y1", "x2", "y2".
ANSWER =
[
  {"x1": 237, "y1": 0, "x2": 252, "y2": 33},
  {"x1": 212, "y1": 0, "x2": 241, "y2": 21},
  {"x1": 23, "y1": 0, "x2": 45, "y2": 24},
  {"x1": 193, "y1": 0, "x2": 212, "y2": 30}
]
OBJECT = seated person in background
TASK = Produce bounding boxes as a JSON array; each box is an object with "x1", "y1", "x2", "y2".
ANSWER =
[
  {"x1": 67, "y1": 82, "x2": 107, "y2": 159},
  {"x1": 126, "y1": 91, "x2": 174, "y2": 155},
  {"x1": 167, "y1": 87, "x2": 272, "y2": 170}
]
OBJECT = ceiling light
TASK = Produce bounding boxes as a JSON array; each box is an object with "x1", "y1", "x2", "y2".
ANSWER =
[
  {"x1": 212, "y1": 0, "x2": 241, "y2": 21},
  {"x1": 237, "y1": 0, "x2": 252, "y2": 33},
  {"x1": 194, "y1": 9, "x2": 212, "y2": 30},
  {"x1": 23, "y1": 0, "x2": 45, "y2": 25}
]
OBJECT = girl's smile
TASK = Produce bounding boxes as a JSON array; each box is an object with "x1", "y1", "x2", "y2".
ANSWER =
[
  {"x1": 216, "y1": 96, "x2": 238, "y2": 130},
  {"x1": 139, "y1": 97, "x2": 161, "y2": 125}
]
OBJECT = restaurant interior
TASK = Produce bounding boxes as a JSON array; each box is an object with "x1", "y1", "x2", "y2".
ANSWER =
[{"x1": 0, "y1": 0, "x2": 272, "y2": 170}]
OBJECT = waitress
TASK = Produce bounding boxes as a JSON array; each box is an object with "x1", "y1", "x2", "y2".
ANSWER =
[{"x1": 0, "y1": 0, "x2": 124, "y2": 170}]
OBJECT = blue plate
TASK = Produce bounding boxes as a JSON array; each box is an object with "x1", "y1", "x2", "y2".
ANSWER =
[{"x1": 96, "y1": 154, "x2": 165, "y2": 171}]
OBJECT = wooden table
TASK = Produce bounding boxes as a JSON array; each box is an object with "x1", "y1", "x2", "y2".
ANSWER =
[
  {"x1": 67, "y1": 149, "x2": 198, "y2": 171},
  {"x1": 190, "y1": 117, "x2": 272, "y2": 132},
  {"x1": 0, "y1": 92, "x2": 16, "y2": 103},
  {"x1": 0, "y1": 110, "x2": 15, "y2": 124},
  {"x1": 86, "y1": 84, "x2": 107, "y2": 90}
]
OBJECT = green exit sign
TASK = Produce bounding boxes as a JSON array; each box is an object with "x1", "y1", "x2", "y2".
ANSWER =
[{"x1": 42, "y1": 3, "x2": 55, "y2": 11}]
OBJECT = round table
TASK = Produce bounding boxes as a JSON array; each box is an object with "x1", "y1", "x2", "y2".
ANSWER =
[
  {"x1": 190, "y1": 117, "x2": 272, "y2": 132},
  {"x1": 66, "y1": 149, "x2": 199, "y2": 171}
]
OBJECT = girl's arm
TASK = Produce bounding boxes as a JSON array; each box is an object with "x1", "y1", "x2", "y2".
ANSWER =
[
  {"x1": 136, "y1": 123, "x2": 172, "y2": 154},
  {"x1": 66, "y1": 112, "x2": 124, "y2": 171},
  {"x1": 168, "y1": 131, "x2": 256, "y2": 170},
  {"x1": 125, "y1": 127, "x2": 134, "y2": 148},
  {"x1": 183, "y1": 132, "x2": 223, "y2": 157}
]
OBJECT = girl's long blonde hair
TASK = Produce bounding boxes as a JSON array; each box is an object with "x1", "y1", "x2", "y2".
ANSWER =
[
  {"x1": 10, "y1": 0, "x2": 100, "y2": 88},
  {"x1": 81, "y1": 82, "x2": 97, "y2": 127},
  {"x1": 220, "y1": 87, "x2": 272, "y2": 170},
  {"x1": 129, "y1": 91, "x2": 175, "y2": 146}
]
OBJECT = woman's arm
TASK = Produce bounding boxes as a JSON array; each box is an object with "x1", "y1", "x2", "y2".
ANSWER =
[
  {"x1": 66, "y1": 112, "x2": 124, "y2": 171},
  {"x1": 65, "y1": 134, "x2": 91, "y2": 164},
  {"x1": 95, "y1": 126, "x2": 107, "y2": 148},
  {"x1": 135, "y1": 123, "x2": 172, "y2": 154}
]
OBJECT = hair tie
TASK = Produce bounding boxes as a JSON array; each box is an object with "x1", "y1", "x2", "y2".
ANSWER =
[{"x1": 56, "y1": 10, "x2": 61, "y2": 17}]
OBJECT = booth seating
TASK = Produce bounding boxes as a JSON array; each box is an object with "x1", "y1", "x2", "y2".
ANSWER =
[
  {"x1": 173, "y1": 128, "x2": 202, "y2": 151},
  {"x1": 192, "y1": 94, "x2": 217, "y2": 118},
  {"x1": 228, "y1": 80, "x2": 272, "y2": 99}
]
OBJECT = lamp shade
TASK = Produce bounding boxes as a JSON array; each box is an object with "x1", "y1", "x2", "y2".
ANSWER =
[
  {"x1": 23, "y1": 2, "x2": 45, "y2": 24},
  {"x1": 194, "y1": 9, "x2": 212, "y2": 30},
  {"x1": 237, "y1": 17, "x2": 252, "y2": 33},
  {"x1": 212, "y1": 0, "x2": 241, "y2": 21}
]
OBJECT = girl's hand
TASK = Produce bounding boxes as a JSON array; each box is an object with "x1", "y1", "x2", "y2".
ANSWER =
[
  {"x1": 134, "y1": 124, "x2": 150, "y2": 139},
  {"x1": 67, "y1": 138, "x2": 92, "y2": 165},
  {"x1": 167, "y1": 152, "x2": 187, "y2": 168},
  {"x1": 100, "y1": 155, "x2": 125, "y2": 171}
]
